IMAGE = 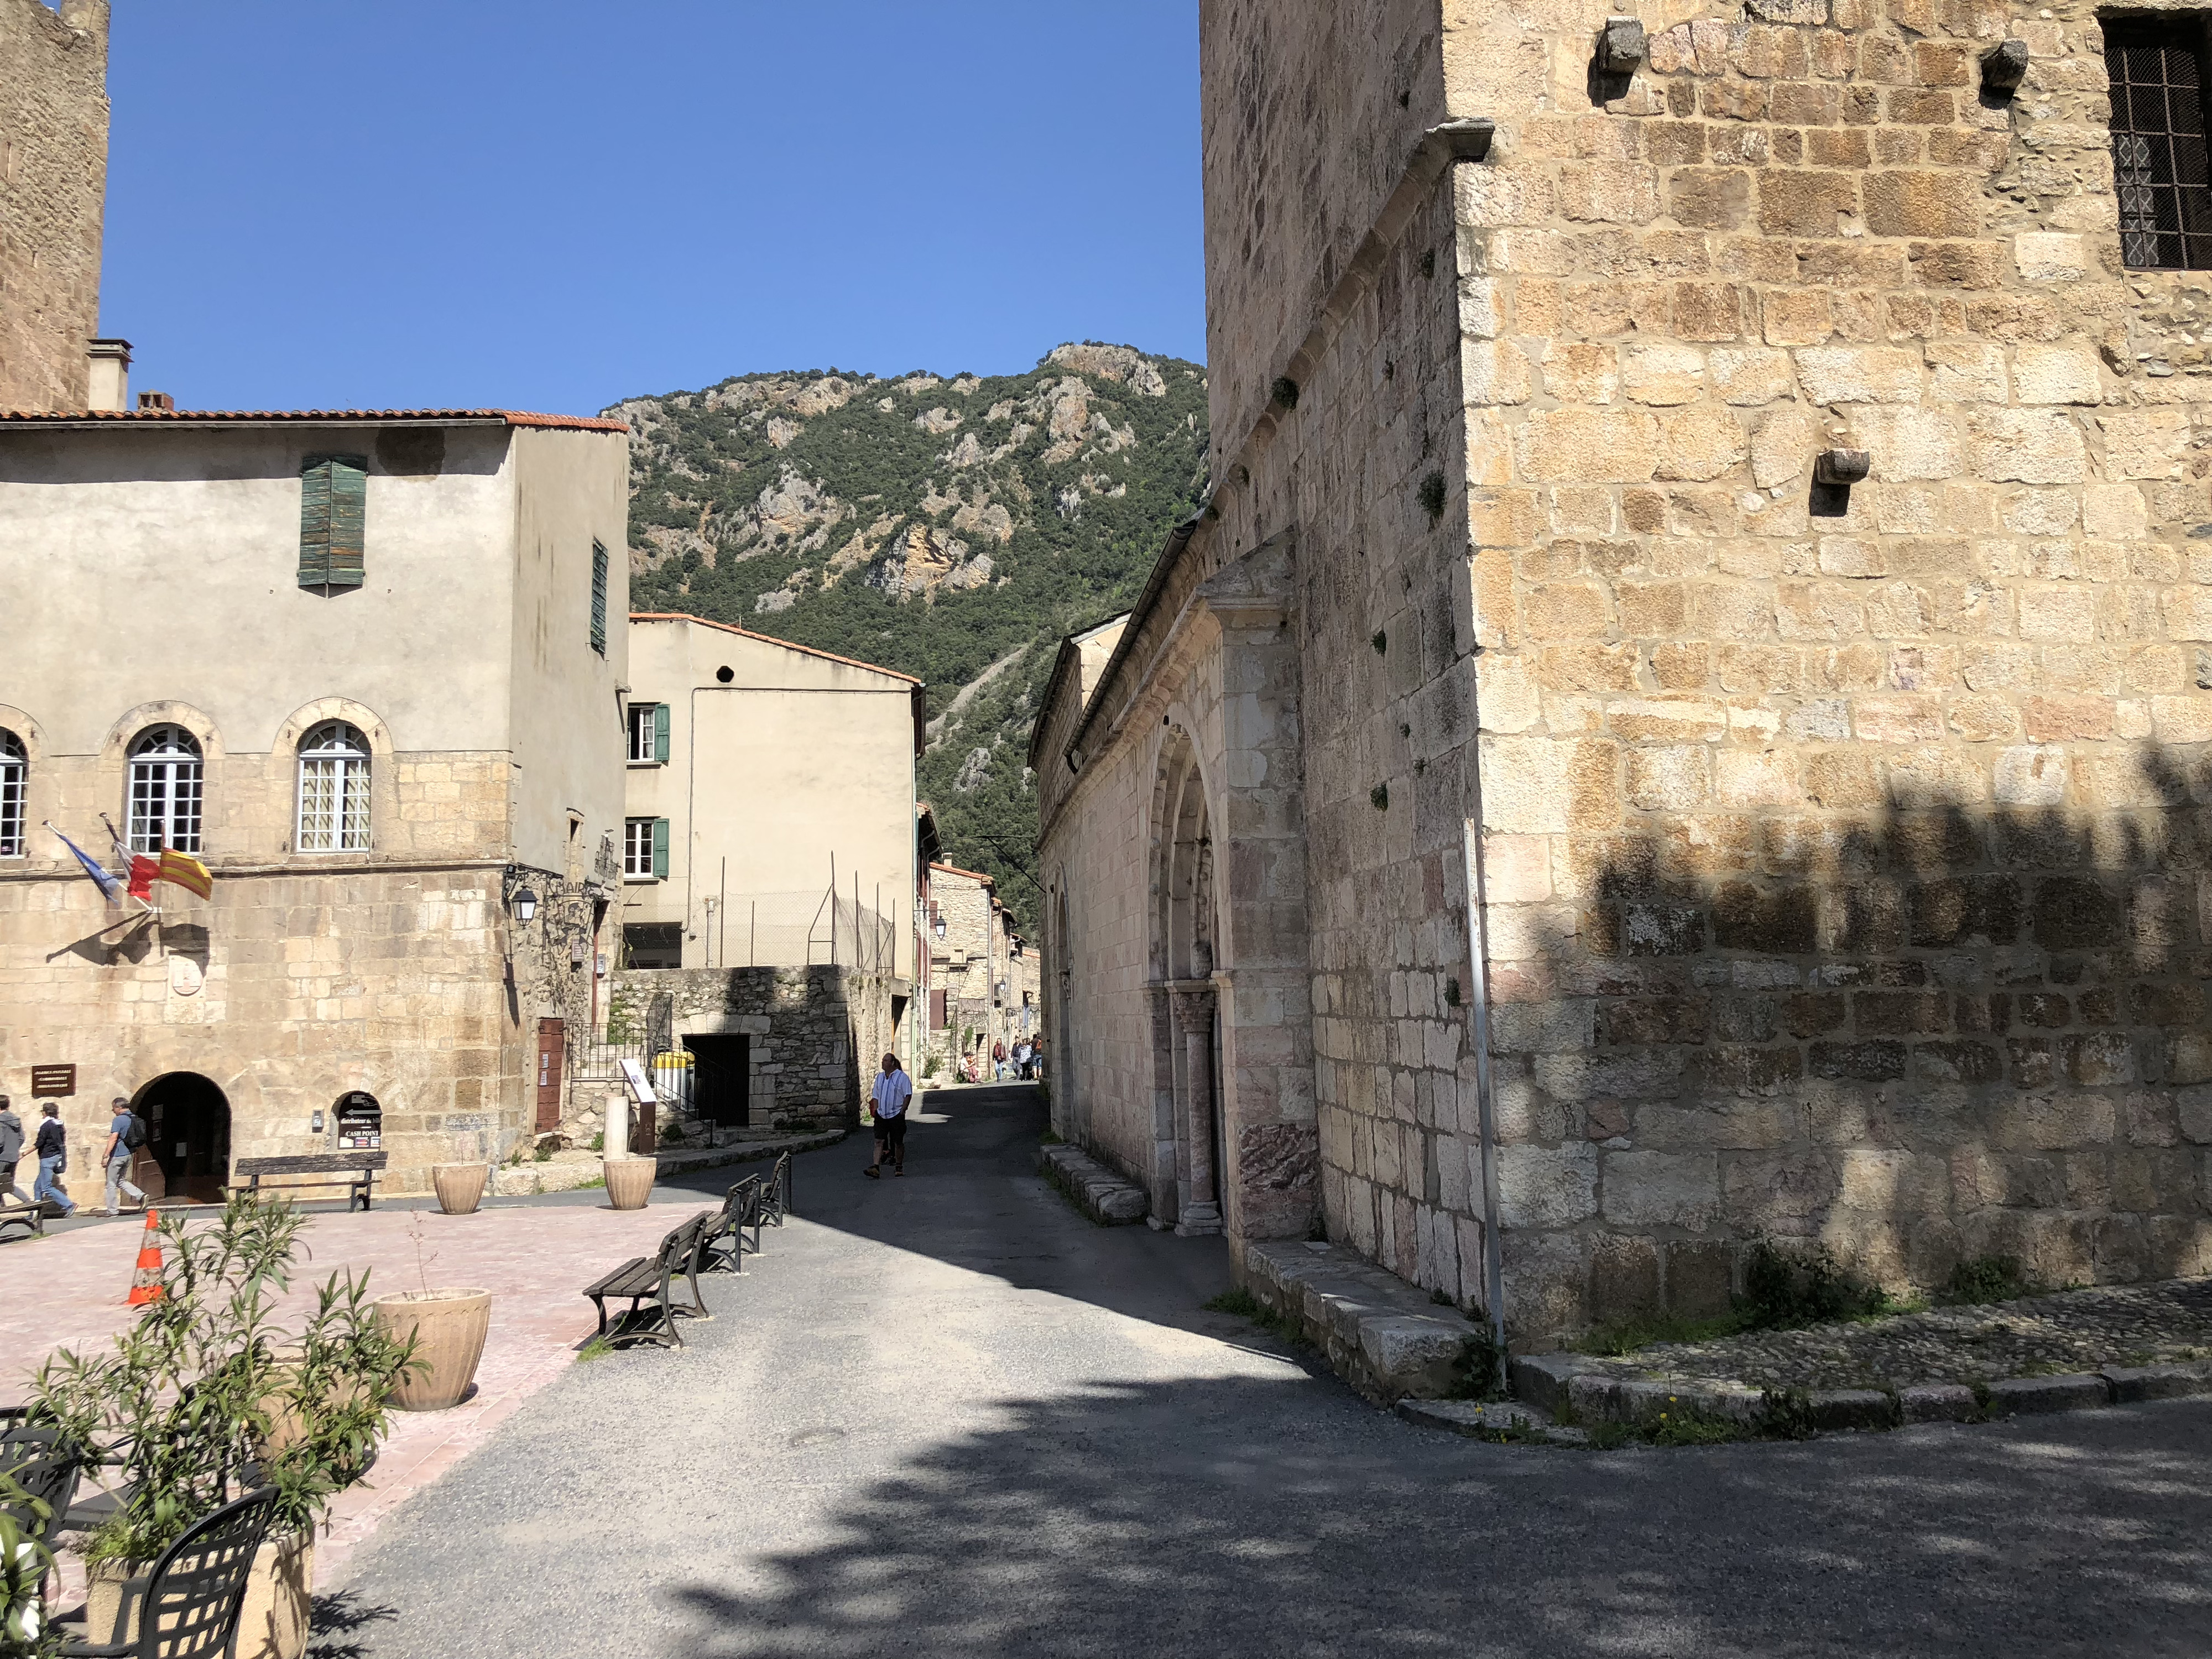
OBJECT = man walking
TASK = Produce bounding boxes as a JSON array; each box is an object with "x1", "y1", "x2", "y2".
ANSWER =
[
  {"x1": 0, "y1": 1095, "x2": 30, "y2": 1206},
  {"x1": 32, "y1": 1101, "x2": 75, "y2": 1217},
  {"x1": 101, "y1": 1096, "x2": 147, "y2": 1217},
  {"x1": 863, "y1": 1052, "x2": 912, "y2": 1179}
]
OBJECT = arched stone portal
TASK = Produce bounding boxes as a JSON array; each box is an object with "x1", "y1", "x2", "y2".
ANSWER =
[
  {"x1": 1151, "y1": 731, "x2": 1223, "y2": 1235},
  {"x1": 131, "y1": 1072, "x2": 230, "y2": 1203}
]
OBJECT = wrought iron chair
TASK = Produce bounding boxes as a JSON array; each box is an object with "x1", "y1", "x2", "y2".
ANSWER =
[
  {"x1": 56, "y1": 1486, "x2": 280, "y2": 1658},
  {"x1": 1, "y1": 1422, "x2": 83, "y2": 1544}
]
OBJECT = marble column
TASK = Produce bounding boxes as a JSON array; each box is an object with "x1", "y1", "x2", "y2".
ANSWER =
[{"x1": 1171, "y1": 982, "x2": 1222, "y2": 1236}]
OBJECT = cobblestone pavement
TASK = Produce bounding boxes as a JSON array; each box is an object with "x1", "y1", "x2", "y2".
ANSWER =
[
  {"x1": 323, "y1": 1088, "x2": 2212, "y2": 1659},
  {"x1": 1590, "y1": 1277, "x2": 2212, "y2": 1390}
]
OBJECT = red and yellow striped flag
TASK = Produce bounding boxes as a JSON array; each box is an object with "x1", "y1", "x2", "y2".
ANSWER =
[{"x1": 156, "y1": 849, "x2": 213, "y2": 900}]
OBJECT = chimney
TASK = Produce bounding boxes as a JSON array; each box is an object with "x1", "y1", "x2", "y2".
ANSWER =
[
  {"x1": 137, "y1": 391, "x2": 174, "y2": 413},
  {"x1": 86, "y1": 338, "x2": 131, "y2": 411}
]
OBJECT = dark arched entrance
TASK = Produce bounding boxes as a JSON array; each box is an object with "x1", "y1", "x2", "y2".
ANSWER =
[{"x1": 131, "y1": 1072, "x2": 230, "y2": 1203}]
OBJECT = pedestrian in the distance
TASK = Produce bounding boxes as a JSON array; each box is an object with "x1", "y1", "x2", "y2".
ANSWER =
[
  {"x1": 993, "y1": 1040, "x2": 1008, "y2": 1081},
  {"x1": 32, "y1": 1101, "x2": 75, "y2": 1217},
  {"x1": 101, "y1": 1095, "x2": 148, "y2": 1217},
  {"x1": 0, "y1": 1094, "x2": 30, "y2": 1206},
  {"x1": 864, "y1": 1052, "x2": 912, "y2": 1179}
]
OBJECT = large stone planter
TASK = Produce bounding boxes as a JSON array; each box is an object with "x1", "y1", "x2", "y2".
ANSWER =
[
  {"x1": 432, "y1": 1162, "x2": 488, "y2": 1215},
  {"x1": 231, "y1": 1532, "x2": 313, "y2": 1659},
  {"x1": 372, "y1": 1288, "x2": 492, "y2": 1411},
  {"x1": 604, "y1": 1156, "x2": 656, "y2": 1211},
  {"x1": 90, "y1": 1533, "x2": 313, "y2": 1659}
]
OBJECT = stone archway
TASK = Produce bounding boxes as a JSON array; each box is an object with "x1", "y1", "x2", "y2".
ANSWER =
[
  {"x1": 131, "y1": 1071, "x2": 231, "y2": 1203},
  {"x1": 1151, "y1": 730, "x2": 1223, "y2": 1235}
]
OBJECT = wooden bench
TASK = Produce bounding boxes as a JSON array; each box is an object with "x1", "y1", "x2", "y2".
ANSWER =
[
  {"x1": 758, "y1": 1151, "x2": 793, "y2": 1228},
  {"x1": 233, "y1": 1152, "x2": 387, "y2": 1211},
  {"x1": 0, "y1": 1193, "x2": 45, "y2": 1242},
  {"x1": 701, "y1": 1176, "x2": 762, "y2": 1274},
  {"x1": 582, "y1": 1213, "x2": 712, "y2": 1349}
]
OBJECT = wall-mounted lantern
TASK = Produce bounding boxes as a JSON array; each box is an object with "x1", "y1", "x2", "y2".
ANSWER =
[{"x1": 512, "y1": 886, "x2": 539, "y2": 923}]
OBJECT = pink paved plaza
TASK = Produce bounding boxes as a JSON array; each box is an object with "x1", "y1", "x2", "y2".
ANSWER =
[{"x1": 1, "y1": 1195, "x2": 716, "y2": 1588}]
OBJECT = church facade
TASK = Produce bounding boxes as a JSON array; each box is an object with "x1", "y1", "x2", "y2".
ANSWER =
[{"x1": 1037, "y1": 0, "x2": 2212, "y2": 1342}]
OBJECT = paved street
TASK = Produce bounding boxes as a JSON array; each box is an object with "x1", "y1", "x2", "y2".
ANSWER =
[{"x1": 321, "y1": 1084, "x2": 2212, "y2": 1659}]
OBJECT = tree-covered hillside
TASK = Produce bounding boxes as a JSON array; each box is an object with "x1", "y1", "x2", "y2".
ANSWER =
[{"x1": 609, "y1": 344, "x2": 1209, "y2": 932}]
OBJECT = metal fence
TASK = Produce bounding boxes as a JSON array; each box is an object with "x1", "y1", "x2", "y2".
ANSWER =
[{"x1": 689, "y1": 883, "x2": 898, "y2": 974}]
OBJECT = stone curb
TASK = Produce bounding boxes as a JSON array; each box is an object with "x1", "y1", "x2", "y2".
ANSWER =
[
  {"x1": 488, "y1": 1129, "x2": 847, "y2": 1197},
  {"x1": 1240, "y1": 1240, "x2": 1479, "y2": 1404},
  {"x1": 1501, "y1": 1352, "x2": 2212, "y2": 1438},
  {"x1": 1396, "y1": 1399, "x2": 1584, "y2": 1443},
  {"x1": 1036, "y1": 1143, "x2": 1148, "y2": 1225}
]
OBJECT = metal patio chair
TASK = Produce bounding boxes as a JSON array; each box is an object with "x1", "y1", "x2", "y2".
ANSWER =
[{"x1": 56, "y1": 1485, "x2": 280, "y2": 1657}]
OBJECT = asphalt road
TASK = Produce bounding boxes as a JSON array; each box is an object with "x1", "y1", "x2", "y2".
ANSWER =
[{"x1": 324, "y1": 1084, "x2": 2212, "y2": 1659}]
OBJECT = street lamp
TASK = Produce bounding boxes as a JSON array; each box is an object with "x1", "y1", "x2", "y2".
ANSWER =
[
  {"x1": 513, "y1": 886, "x2": 539, "y2": 922},
  {"x1": 932, "y1": 910, "x2": 946, "y2": 939}
]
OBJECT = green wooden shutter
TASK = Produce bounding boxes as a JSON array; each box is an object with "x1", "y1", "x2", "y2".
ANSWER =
[
  {"x1": 299, "y1": 455, "x2": 368, "y2": 592},
  {"x1": 652, "y1": 703, "x2": 670, "y2": 764},
  {"x1": 590, "y1": 541, "x2": 609, "y2": 654},
  {"x1": 651, "y1": 817, "x2": 669, "y2": 880}
]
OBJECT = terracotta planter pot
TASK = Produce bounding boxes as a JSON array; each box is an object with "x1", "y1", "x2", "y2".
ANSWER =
[
  {"x1": 231, "y1": 1533, "x2": 312, "y2": 1659},
  {"x1": 432, "y1": 1162, "x2": 489, "y2": 1215},
  {"x1": 604, "y1": 1156, "x2": 656, "y2": 1211},
  {"x1": 372, "y1": 1288, "x2": 493, "y2": 1411}
]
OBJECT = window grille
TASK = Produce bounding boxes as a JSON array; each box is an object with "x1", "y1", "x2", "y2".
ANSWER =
[
  {"x1": 2105, "y1": 21, "x2": 2212, "y2": 270},
  {"x1": 0, "y1": 731, "x2": 23, "y2": 857},
  {"x1": 591, "y1": 541, "x2": 609, "y2": 655},
  {"x1": 127, "y1": 725, "x2": 203, "y2": 854},
  {"x1": 296, "y1": 722, "x2": 371, "y2": 852}
]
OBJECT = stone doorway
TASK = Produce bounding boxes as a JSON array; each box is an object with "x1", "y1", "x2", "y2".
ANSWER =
[
  {"x1": 685, "y1": 1034, "x2": 751, "y2": 1133},
  {"x1": 132, "y1": 1072, "x2": 230, "y2": 1203},
  {"x1": 1151, "y1": 730, "x2": 1223, "y2": 1235}
]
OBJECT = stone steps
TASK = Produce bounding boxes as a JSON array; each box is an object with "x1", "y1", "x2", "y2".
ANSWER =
[
  {"x1": 1240, "y1": 1240, "x2": 1485, "y2": 1404},
  {"x1": 1036, "y1": 1142, "x2": 1148, "y2": 1224}
]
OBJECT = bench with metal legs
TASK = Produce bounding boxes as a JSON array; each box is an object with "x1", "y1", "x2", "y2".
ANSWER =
[{"x1": 581, "y1": 1213, "x2": 713, "y2": 1349}]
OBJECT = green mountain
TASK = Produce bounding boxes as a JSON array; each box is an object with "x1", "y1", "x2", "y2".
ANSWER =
[{"x1": 609, "y1": 344, "x2": 1211, "y2": 932}]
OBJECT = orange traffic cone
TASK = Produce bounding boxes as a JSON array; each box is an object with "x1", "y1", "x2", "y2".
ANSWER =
[{"x1": 127, "y1": 1208, "x2": 165, "y2": 1307}]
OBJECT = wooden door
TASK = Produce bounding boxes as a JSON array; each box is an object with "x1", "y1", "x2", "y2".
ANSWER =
[{"x1": 535, "y1": 1019, "x2": 566, "y2": 1133}]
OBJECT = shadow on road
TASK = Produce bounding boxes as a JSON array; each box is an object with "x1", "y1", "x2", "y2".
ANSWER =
[{"x1": 664, "y1": 1379, "x2": 2212, "y2": 1658}]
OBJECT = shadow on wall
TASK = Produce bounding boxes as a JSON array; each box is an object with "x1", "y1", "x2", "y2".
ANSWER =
[
  {"x1": 1499, "y1": 739, "x2": 2212, "y2": 1335},
  {"x1": 665, "y1": 1375, "x2": 2212, "y2": 1658}
]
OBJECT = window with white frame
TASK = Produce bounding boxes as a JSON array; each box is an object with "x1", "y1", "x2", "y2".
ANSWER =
[
  {"x1": 628, "y1": 703, "x2": 659, "y2": 764},
  {"x1": 296, "y1": 722, "x2": 371, "y2": 852},
  {"x1": 127, "y1": 725, "x2": 204, "y2": 853},
  {"x1": 624, "y1": 818, "x2": 651, "y2": 877},
  {"x1": 0, "y1": 731, "x2": 23, "y2": 858}
]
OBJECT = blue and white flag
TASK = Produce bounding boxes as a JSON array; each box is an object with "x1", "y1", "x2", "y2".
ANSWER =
[{"x1": 47, "y1": 823, "x2": 125, "y2": 906}]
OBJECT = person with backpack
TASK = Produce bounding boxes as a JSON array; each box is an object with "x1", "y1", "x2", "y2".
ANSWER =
[
  {"x1": 32, "y1": 1102, "x2": 75, "y2": 1217},
  {"x1": 0, "y1": 1094, "x2": 30, "y2": 1206},
  {"x1": 101, "y1": 1095, "x2": 148, "y2": 1217}
]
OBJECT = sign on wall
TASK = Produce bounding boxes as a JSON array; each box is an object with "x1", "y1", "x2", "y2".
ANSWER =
[
  {"x1": 29, "y1": 1065, "x2": 75, "y2": 1097},
  {"x1": 335, "y1": 1091, "x2": 382, "y2": 1150}
]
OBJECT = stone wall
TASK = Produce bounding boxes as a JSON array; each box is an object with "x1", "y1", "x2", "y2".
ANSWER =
[
  {"x1": 1041, "y1": 0, "x2": 2212, "y2": 1347},
  {"x1": 1447, "y1": 0, "x2": 2212, "y2": 1338},
  {"x1": 608, "y1": 963, "x2": 891, "y2": 1134},
  {"x1": 0, "y1": 0, "x2": 106, "y2": 412}
]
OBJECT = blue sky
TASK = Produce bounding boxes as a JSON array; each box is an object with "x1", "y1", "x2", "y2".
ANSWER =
[{"x1": 99, "y1": 2, "x2": 1202, "y2": 415}]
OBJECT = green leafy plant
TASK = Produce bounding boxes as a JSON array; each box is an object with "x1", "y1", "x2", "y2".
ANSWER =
[
  {"x1": 1418, "y1": 471, "x2": 1447, "y2": 523},
  {"x1": 0, "y1": 1472, "x2": 60, "y2": 1658},
  {"x1": 1940, "y1": 1254, "x2": 2037, "y2": 1306},
  {"x1": 32, "y1": 1193, "x2": 418, "y2": 1567},
  {"x1": 1737, "y1": 1236, "x2": 1892, "y2": 1331},
  {"x1": 1446, "y1": 1314, "x2": 1509, "y2": 1402},
  {"x1": 587, "y1": 1133, "x2": 605, "y2": 1152}
]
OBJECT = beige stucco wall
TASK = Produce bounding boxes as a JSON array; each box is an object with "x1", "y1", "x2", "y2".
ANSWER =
[
  {"x1": 622, "y1": 614, "x2": 920, "y2": 980},
  {"x1": 0, "y1": 0, "x2": 106, "y2": 414},
  {"x1": 0, "y1": 415, "x2": 631, "y2": 1192}
]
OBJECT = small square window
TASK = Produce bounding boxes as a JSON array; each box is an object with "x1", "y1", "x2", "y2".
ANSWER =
[{"x1": 2105, "y1": 19, "x2": 2212, "y2": 270}]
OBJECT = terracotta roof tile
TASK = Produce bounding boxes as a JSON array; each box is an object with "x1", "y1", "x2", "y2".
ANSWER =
[{"x1": 0, "y1": 407, "x2": 628, "y2": 432}]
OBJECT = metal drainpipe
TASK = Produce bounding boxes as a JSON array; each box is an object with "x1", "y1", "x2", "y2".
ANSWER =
[{"x1": 1460, "y1": 814, "x2": 1509, "y2": 1361}]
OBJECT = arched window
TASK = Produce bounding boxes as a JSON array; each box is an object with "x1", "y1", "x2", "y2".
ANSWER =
[
  {"x1": 296, "y1": 726, "x2": 369, "y2": 858},
  {"x1": 296, "y1": 722, "x2": 371, "y2": 852},
  {"x1": 128, "y1": 726, "x2": 203, "y2": 854},
  {"x1": 0, "y1": 731, "x2": 23, "y2": 858}
]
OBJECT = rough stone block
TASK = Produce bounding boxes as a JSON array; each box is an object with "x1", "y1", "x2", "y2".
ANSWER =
[
  {"x1": 1985, "y1": 1374, "x2": 2112, "y2": 1415},
  {"x1": 2100, "y1": 1361, "x2": 2212, "y2": 1402},
  {"x1": 1899, "y1": 1383, "x2": 1980, "y2": 1423},
  {"x1": 1806, "y1": 1389, "x2": 1901, "y2": 1431}
]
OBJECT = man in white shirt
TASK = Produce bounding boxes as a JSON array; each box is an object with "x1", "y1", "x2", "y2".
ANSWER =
[{"x1": 864, "y1": 1053, "x2": 913, "y2": 1179}]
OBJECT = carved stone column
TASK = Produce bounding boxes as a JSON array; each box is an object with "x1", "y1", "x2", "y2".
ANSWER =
[{"x1": 1170, "y1": 982, "x2": 1222, "y2": 1235}]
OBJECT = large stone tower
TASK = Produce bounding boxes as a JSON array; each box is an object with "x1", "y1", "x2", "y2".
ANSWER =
[{"x1": 0, "y1": 0, "x2": 108, "y2": 412}]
